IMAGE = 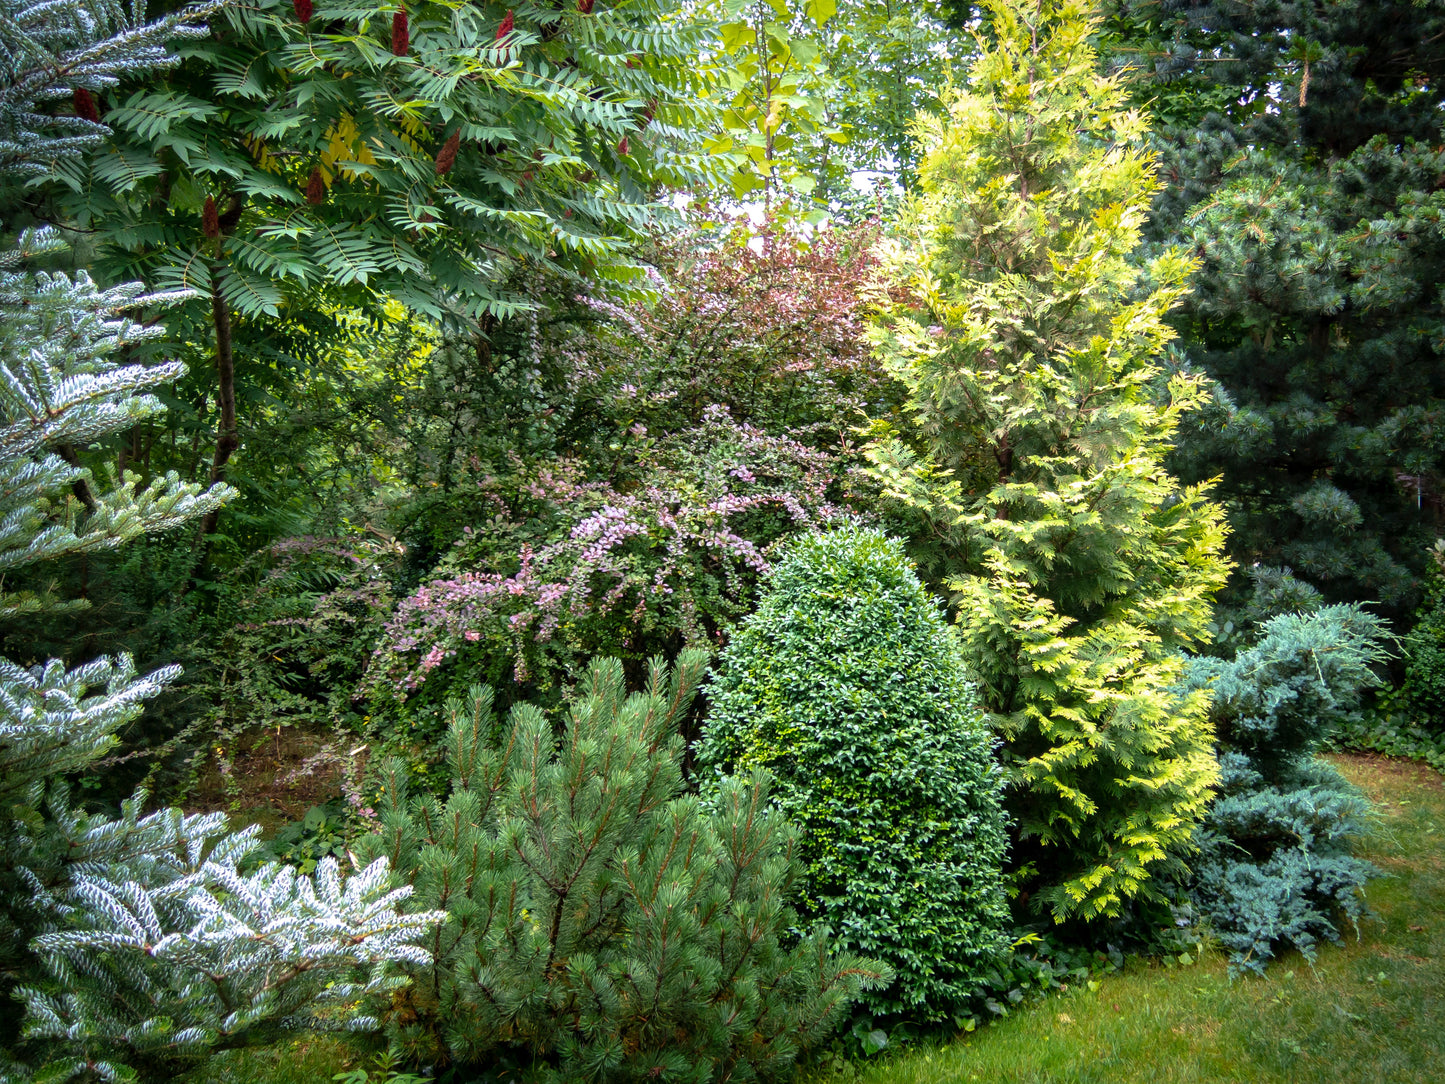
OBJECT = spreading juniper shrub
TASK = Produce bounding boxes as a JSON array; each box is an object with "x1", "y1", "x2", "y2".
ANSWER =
[{"x1": 1179, "y1": 576, "x2": 1390, "y2": 972}]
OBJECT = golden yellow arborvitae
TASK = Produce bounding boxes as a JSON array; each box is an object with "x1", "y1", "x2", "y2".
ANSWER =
[{"x1": 866, "y1": 0, "x2": 1232, "y2": 922}]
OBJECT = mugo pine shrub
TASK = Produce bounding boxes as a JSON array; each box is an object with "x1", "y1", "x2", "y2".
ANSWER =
[
  {"x1": 356, "y1": 649, "x2": 887, "y2": 1081},
  {"x1": 697, "y1": 526, "x2": 1011, "y2": 1020},
  {"x1": 1179, "y1": 584, "x2": 1390, "y2": 972}
]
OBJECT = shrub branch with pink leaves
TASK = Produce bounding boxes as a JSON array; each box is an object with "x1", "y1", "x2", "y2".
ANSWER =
[{"x1": 368, "y1": 405, "x2": 845, "y2": 700}]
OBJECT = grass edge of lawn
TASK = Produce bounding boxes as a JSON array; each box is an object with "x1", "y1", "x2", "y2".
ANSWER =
[{"x1": 805, "y1": 753, "x2": 1445, "y2": 1084}]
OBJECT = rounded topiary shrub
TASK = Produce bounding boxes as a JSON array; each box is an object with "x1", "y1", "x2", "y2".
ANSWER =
[{"x1": 697, "y1": 525, "x2": 1011, "y2": 1020}]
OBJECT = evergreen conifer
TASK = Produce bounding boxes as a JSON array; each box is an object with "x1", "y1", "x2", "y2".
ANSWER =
[
  {"x1": 865, "y1": 0, "x2": 1231, "y2": 922},
  {"x1": 0, "y1": 5, "x2": 440, "y2": 1078},
  {"x1": 1178, "y1": 574, "x2": 1389, "y2": 971},
  {"x1": 357, "y1": 651, "x2": 887, "y2": 1080},
  {"x1": 1112, "y1": 0, "x2": 1445, "y2": 611}
]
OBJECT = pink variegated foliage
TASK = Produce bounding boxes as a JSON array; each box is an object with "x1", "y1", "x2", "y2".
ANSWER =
[
  {"x1": 360, "y1": 221, "x2": 893, "y2": 711},
  {"x1": 367, "y1": 406, "x2": 845, "y2": 701},
  {"x1": 561, "y1": 220, "x2": 898, "y2": 452}
]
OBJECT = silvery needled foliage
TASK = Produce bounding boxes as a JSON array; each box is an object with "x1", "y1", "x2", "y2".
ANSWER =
[
  {"x1": 865, "y1": 0, "x2": 1231, "y2": 922},
  {"x1": 15, "y1": 841, "x2": 442, "y2": 1081}
]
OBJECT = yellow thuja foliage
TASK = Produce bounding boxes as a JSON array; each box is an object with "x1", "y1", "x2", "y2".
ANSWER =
[{"x1": 866, "y1": 0, "x2": 1232, "y2": 922}]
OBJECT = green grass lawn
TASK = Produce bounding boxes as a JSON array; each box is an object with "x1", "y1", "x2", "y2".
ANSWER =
[
  {"x1": 805, "y1": 754, "x2": 1445, "y2": 1084},
  {"x1": 185, "y1": 754, "x2": 1444, "y2": 1084}
]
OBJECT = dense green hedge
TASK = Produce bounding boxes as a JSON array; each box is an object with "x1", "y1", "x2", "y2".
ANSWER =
[{"x1": 697, "y1": 526, "x2": 1011, "y2": 1019}]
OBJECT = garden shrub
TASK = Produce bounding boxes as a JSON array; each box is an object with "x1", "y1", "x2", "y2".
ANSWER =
[
  {"x1": 1334, "y1": 709, "x2": 1445, "y2": 774},
  {"x1": 696, "y1": 526, "x2": 1011, "y2": 1020},
  {"x1": 567, "y1": 220, "x2": 898, "y2": 451},
  {"x1": 155, "y1": 535, "x2": 402, "y2": 812},
  {"x1": 365, "y1": 406, "x2": 844, "y2": 709},
  {"x1": 356, "y1": 649, "x2": 887, "y2": 1082},
  {"x1": 1383, "y1": 539, "x2": 1445, "y2": 731},
  {"x1": 210, "y1": 535, "x2": 399, "y2": 731},
  {"x1": 1179, "y1": 595, "x2": 1390, "y2": 972}
]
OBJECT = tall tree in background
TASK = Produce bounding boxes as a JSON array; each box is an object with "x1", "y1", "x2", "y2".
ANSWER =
[
  {"x1": 709, "y1": 0, "x2": 847, "y2": 210},
  {"x1": 706, "y1": 0, "x2": 959, "y2": 210},
  {"x1": 819, "y1": 0, "x2": 959, "y2": 195},
  {"x1": 47, "y1": 0, "x2": 718, "y2": 534},
  {"x1": 1108, "y1": 0, "x2": 1445, "y2": 613},
  {"x1": 867, "y1": 0, "x2": 1230, "y2": 923}
]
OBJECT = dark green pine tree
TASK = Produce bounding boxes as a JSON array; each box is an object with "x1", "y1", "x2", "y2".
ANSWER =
[
  {"x1": 358, "y1": 651, "x2": 887, "y2": 1080},
  {"x1": 1108, "y1": 0, "x2": 1445, "y2": 614}
]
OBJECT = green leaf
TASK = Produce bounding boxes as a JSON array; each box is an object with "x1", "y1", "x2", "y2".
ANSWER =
[
  {"x1": 790, "y1": 38, "x2": 821, "y2": 66},
  {"x1": 91, "y1": 147, "x2": 165, "y2": 192},
  {"x1": 805, "y1": 0, "x2": 837, "y2": 24},
  {"x1": 109, "y1": 91, "x2": 218, "y2": 141},
  {"x1": 719, "y1": 22, "x2": 754, "y2": 51},
  {"x1": 217, "y1": 265, "x2": 283, "y2": 318}
]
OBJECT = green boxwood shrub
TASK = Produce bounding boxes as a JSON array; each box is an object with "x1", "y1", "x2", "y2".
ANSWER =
[{"x1": 697, "y1": 526, "x2": 1011, "y2": 1020}]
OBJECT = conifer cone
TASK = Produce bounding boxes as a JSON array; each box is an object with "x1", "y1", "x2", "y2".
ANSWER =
[
  {"x1": 496, "y1": 10, "x2": 514, "y2": 40},
  {"x1": 435, "y1": 130, "x2": 461, "y2": 175},
  {"x1": 72, "y1": 87, "x2": 100, "y2": 123},
  {"x1": 202, "y1": 196, "x2": 220, "y2": 239},
  {"x1": 293, "y1": 0, "x2": 313, "y2": 22},
  {"x1": 306, "y1": 167, "x2": 325, "y2": 205},
  {"x1": 392, "y1": 10, "x2": 409, "y2": 56}
]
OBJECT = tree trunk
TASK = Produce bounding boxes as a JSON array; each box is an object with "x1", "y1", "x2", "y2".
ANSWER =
[
  {"x1": 54, "y1": 442, "x2": 97, "y2": 513},
  {"x1": 200, "y1": 271, "x2": 237, "y2": 535}
]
